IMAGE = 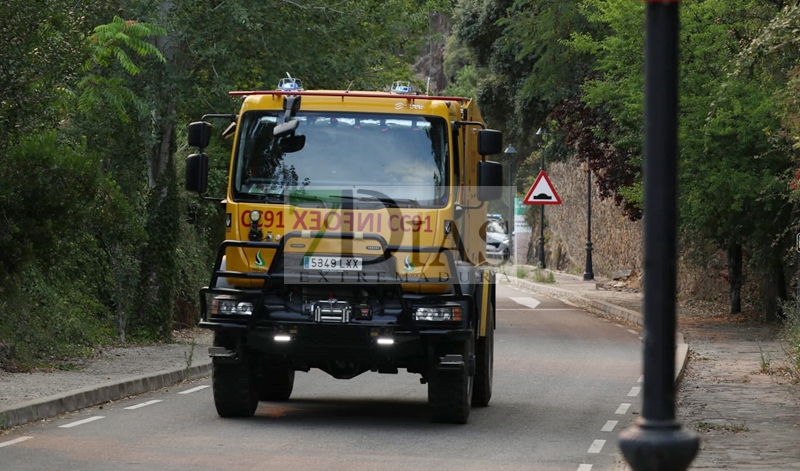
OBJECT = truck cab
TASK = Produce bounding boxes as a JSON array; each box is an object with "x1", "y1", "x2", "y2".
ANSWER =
[{"x1": 186, "y1": 80, "x2": 504, "y2": 423}]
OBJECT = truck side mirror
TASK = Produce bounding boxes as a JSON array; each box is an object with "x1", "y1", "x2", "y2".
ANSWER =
[
  {"x1": 185, "y1": 153, "x2": 208, "y2": 194},
  {"x1": 188, "y1": 121, "x2": 212, "y2": 148},
  {"x1": 478, "y1": 129, "x2": 503, "y2": 156},
  {"x1": 274, "y1": 119, "x2": 299, "y2": 138},
  {"x1": 477, "y1": 161, "x2": 503, "y2": 201},
  {"x1": 279, "y1": 134, "x2": 306, "y2": 153}
]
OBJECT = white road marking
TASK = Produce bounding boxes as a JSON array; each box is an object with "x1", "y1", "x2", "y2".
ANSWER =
[
  {"x1": 179, "y1": 385, "x2": 210, "y2": 395},
  {"x1": 59, "y1": 416, "x2": 105, "y2": 428},
  {"x1": 638, "y1": 375, "x2": 643, "y2": 383},
  {"x1": 577, "y1": 465, "x2": 593, "y2": 471},
  {"x1": 627, "y1": 329, "x2": 638, "y2": 334},
  {"x1": 0, "y1": 437, "x2": 33, "y2": 448},
  {"x1": 125, "y1": 400, "x2": 163, "y2": 410},
  {"x1": 628, "y1": 387, "x2": 641, "y2": 397},
  {"x1": 495, "y1": 307, "x2": 575, "y2": 312},
  {"x1": 615, "y1": 403, "x2": 631, "y2": 414},
  {"x1": 614, "y1": 324, "x2": 625, "y2": 328},
  {"x1": 601, "y1": 420, "x2": 618, "y2": 432},
  {"x1": 509, "y1": 297, "x2": 541, "y2": 309},
  {"x1": 588, "y1": 439, "x2": 606, "y2": 454}
]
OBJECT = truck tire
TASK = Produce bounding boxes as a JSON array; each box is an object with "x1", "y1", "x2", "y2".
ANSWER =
[
  {"x1": 212, "y1": 334, "x2": 258, "y2": 418},
  {"x1": 428, "y1": 340, "x2": 473, "y2": 424},
  {"x1": 472, "y1": 302, "x2": 494, "y2": 407},
  {"x1": 259, "y1": 366, "x2": 295, "y2": 401}
]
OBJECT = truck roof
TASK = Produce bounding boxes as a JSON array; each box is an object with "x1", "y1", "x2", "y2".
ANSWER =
[{"x1": 228, "y1": 89, "x2": 471, "y2": 103}]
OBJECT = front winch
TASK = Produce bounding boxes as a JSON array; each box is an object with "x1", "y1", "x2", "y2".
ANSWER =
[{"x1": 313, "y1": 299, "x2": 352, "y2": 323}]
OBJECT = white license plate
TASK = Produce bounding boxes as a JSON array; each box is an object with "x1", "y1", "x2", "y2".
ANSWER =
[{"x1": 303, "y1": 256, "x2": 362, "y2": 271}]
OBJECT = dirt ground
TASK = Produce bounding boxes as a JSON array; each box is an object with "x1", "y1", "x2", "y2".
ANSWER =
[{"x1": 675, "y1": 305, "x2": 800, "y2": 470}]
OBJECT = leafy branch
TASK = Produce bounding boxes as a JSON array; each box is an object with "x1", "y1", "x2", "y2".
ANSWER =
[{"x1": 77, "y1": 16, "x2": 166, "y2": 122}]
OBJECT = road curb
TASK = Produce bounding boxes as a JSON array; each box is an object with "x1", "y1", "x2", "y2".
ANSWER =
[
  {"x1": 503, "y1": 274, "x2": 689, "y2": 385},
  {"x1": 0, "y1": 360, "x2": 211, "y2": 430}
]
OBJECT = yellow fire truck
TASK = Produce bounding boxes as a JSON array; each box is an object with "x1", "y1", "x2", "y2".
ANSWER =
[{"x1": 185, "y1": 78, "x2": 504, "y2": 423}]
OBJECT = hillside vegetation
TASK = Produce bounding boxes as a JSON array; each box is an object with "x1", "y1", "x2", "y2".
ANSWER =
[
  {"x1": 0, "y1": 0, "x2": 442, "y2": 365},
  {"x1": 447, "y1": 0, "x2": 800, "y2": 322}
]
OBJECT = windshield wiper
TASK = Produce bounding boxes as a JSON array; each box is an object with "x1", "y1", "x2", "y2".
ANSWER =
[
  {"x1": 263, "y1": 192, "x2": 324, "y2": 204},
  {"x1": 328, "y1": 192, "x2": 420, "y2": 208}
]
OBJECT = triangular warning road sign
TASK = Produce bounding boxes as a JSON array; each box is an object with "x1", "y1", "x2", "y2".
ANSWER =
[{"x1": 523, "y1": 171, "x2": 562, "y2": 205}]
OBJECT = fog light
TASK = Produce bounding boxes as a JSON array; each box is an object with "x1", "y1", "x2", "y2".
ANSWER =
[
  {"x1": 210, "y1": 298, "x2": 254, "y2": 316},
  {"x1": 413, "y1": 306, "x2": 462, "y2": 322},
  {"x1": 377, "y1": 337, "x2": 394, "y2": 345},
  {"x1": 274, "y1": 335, "x2": 291, "y2": 342}
]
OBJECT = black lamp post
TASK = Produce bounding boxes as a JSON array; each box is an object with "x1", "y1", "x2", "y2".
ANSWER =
[
  {"x1": 618, "y1": 2, "x2": 699, "y2": 470},
  {"x1": 536, "y1": 127, "x2": 547, "y2": 269},
  {"x1": 584, "y1": 156, "x2": 594, "y2": 281}
]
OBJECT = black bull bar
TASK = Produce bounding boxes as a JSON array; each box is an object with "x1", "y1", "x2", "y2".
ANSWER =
[{"x1": 199, "y1": 231, "x2": 478, "y2": 327}]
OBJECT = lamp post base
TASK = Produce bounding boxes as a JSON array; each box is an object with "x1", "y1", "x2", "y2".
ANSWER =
[
  {"x1": 619, "y1": 418, "x2": 699, "y2": 471},
  {"x1": 583, "y1": 242, "x2": 594, "y2": 280}
]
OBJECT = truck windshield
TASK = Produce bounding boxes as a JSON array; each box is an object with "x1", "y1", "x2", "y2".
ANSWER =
[{"x1": 232, "y1": 111, "x2": 450, "y2": 207}]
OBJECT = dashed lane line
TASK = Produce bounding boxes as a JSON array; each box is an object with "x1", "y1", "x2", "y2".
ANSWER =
[
  {"x1": 628, "y1": 387, "x2": 641, "y2": 397},
  {"x1": 587, "y1": 439, "x2": 606, "y2": 454},
  {"x1": 615, "y1": 403, "x2": 631, "y2": 414},
  {"x1": 0, "y1": 437, "x2": 33, "y2": 448},
  {"x1": 178, "y1": 385, "x2": 210, "y2": 395},
  {"x1": 59, "y1": 416, "x2": 105, "y2": 428},
  {"x1": 626, "y1": 329, "x2": 638, "y2": 335},
  {"x1": 124, "y1": 400, "x2": 163, "y2": 410},
  {"x1": 638, "y1": 375, "x2": 643, "y2": 383},
  {"x1": 601, "y1": 420, "x2": 618, "y2": 432},
  {"x1": 577, "y1": 465, "x2": 593, "y2": 471}
]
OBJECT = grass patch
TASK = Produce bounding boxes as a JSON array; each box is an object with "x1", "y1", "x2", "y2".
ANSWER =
[
  {"x1": 695, "y1": 421, "x2": 749, "y2": 433},
  {"x1": 531, "y1": 268, "x2": 556, "y2": 284},
  {"x1": 758, "y1": 341, "x2": 771, "y2": 373},
  {"x1": 779, "y1": 301, "x2": 800, "y2": 382}
]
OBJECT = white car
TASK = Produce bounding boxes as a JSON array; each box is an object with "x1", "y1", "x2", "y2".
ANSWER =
[{"x1": 486, "y1": 219, "x2": 511, "y2": 265}]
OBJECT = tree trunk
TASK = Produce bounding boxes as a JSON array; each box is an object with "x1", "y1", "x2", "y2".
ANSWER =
[
  {"x1": 148, "y1": 100, "x2": 177, "y2": 188},
  {"x1": 137, "y1": 5, "x2": 181, "y2": 339},
  {"x1": 726, "y1": 241, "x2": 742, "y2": 314},
  {"x1": 765, "y1": 254, "x2": 787, "y2": 322}
]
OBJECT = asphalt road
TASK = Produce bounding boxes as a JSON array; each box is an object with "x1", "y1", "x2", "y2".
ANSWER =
[{"x1": 0, "y1": 284, "x2": 643, "y2": 471}]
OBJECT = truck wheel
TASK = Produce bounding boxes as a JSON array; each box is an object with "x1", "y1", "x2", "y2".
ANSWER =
[
  {"x1": 472, "y1": 302, "x2": 494, "y2": 407},
  {"x1": 259, "y1": 366, "x2": 295, "y2": 401},
  {"x1": 212, "y1": 334, "x2": 258, "y2": 418},
  {"x1": 428, "y1": 341, "x2": 473, "y2": 424}
]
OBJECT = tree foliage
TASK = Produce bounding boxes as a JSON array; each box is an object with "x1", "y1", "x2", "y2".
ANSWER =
[
  {"x1": 446, "y1": 0, "x2": 800, "y2": 315},
  {"x1": 0, "y1": 0, "x2": 448, "y2": 361}
]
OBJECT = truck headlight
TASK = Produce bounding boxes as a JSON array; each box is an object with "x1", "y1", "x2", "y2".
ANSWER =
[
  {"x1": 211, "y1": 298, "x2": 254, "y2": 316},
  {"x1": 414, "y1": 306, "x2": 462, "y2": 322}
]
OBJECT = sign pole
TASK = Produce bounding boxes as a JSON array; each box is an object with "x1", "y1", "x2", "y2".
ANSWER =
[
  {"x1": 523, "y1": 170, "x2": 562, "y2": 270},
  {"x1": 618, "y1": 1, "x2": 699, "y2": 469}
]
